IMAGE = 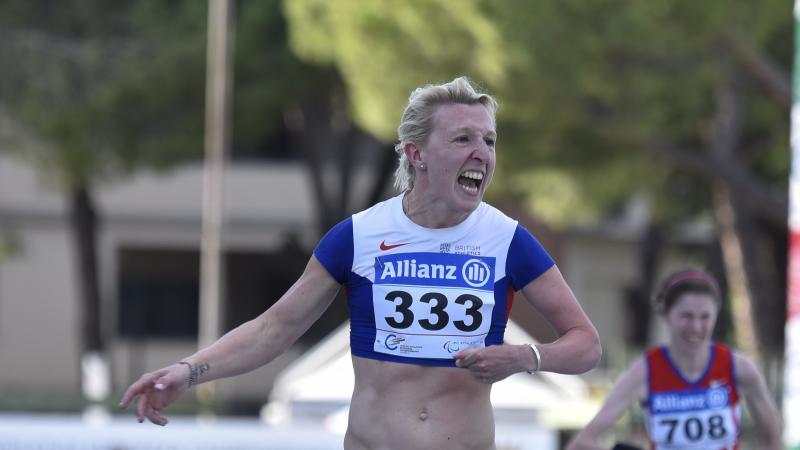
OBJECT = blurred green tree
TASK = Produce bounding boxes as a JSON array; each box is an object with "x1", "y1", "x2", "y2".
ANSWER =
[
  {"x1": 285, "y1": 0, "x2": 791, "y2": 365},
  {"x1": 0, "y1": 0, "x2": 393, "y2": 392},
  {"x1": 0, "y1": 0, "x2": 209, "y2": 364}
]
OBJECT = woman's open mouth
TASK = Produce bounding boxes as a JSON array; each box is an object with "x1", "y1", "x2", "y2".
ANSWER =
[{"x1": 458, "y1": 170, "x2": 484, "y2": 194}]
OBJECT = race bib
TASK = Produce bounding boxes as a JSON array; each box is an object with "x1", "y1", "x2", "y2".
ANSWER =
[
  {"x1": 649, "y1": 387, "x2": 740, "y2": 449},
  {"x1": 372, "y1": 252, "x2": 496, "y2": 359}
]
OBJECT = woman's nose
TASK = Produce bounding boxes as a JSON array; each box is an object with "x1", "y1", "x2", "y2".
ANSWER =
[
  {"x1": 472, "y1": 142, "x2": 491, "y2": 161},
  {"x1": 690, "y1": 318, "x2": 706, "y2": 332}
]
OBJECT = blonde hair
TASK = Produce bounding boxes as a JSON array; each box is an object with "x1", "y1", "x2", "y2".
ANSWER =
[{"x1": 393, "y1": 76, "x2": 498, "y2": 192}]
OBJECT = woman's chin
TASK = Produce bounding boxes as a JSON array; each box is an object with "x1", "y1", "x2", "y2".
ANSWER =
[
  {"x1": 454, "y1": 187, "x2": 483, "y2": 207},
  {"x1": 678, "y1": 336, "x2": 709, "y2": 349}
]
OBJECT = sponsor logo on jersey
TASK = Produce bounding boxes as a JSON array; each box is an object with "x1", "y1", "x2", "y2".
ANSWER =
[
  {"x1": 652, "y1": 387, "x2": 730, "y2": 413},
  {"x1": 462, "y1": 259, "x2": 491, "y2": 288},
  {"x1": 384, "y1": 334, "x2": 405, "y2": 350},
  {"x1": 443, "y1": 338, "x2": 485, "y2": 353},
  {"x1": 379, "y1": 259, "x2": 458, "y2": 281},
  {"x1": 375, "y1": 252, "x2": 495, "y2": 289},
  {"x1": 706, "y1": 386, "x2": 730, "y2": 408},
  {"x1": 380, "y1": 240, "x2": 409, "y2": 251}
]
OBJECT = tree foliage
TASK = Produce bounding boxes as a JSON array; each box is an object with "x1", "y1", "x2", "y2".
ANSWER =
[
  {"x1": 285, "y1": 0, "x2": 791, "y2": 226},
  {"x1": 0, "y1": 0, "x2": 384, "y2": 365},
  {"x1": 0, "y1": 0, "x2": 210, "y2": 189},
  {"x1": 285, "y1": 0, "x2": 792, "y2": 360}
]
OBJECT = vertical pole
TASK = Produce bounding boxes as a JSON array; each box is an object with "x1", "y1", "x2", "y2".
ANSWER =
[
  {"x1": 198, "y1": 0, "x2": 234, "y2": 411},
  {"x1": 784, "y1": 2, "x2": 800, "y2": 448}
]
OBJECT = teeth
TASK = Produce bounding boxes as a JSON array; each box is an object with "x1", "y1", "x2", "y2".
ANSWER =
[
  {"x1": 461, "y1": 171, "x2": 484, "y2": 180},
  {"x1": 462, "y1": 184, "x2": 478, "y2": 193}
]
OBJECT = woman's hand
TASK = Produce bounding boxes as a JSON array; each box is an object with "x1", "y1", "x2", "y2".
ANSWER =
[
  {"x1": 119, "y1": 363, "x2": 190, "y2": 426},
  {"x1": 454, "y1": 344, "x2": 532, "y2": 384}
]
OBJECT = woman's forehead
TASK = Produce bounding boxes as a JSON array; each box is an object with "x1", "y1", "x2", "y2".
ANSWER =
[
  {"x1": 432, "y1": 103, "x2": 495, "y2": 132},
  {"x1": 671, "y1": 292, "x2": 718, "y2": 311}
]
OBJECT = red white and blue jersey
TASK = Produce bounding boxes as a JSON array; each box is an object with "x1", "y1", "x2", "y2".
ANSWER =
[
  {"x1": 644, "y1": 342, "x2": 741, "y2": 450},
  {"x1": 313, "y1": 194, "x2": 554, "y2": 367}
]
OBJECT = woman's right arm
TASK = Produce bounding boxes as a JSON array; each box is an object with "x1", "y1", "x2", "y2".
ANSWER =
[
  {"x1": 565, "y1": 358, "x2": 647, "y2": 450},
  {"x1": 119, "y1": 255, "x2": 341, "y2": 425}
]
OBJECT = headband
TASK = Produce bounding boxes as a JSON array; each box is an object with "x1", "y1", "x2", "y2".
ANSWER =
[{"x1": 660, "y1": 270, "x2": 721, "y2": 299}]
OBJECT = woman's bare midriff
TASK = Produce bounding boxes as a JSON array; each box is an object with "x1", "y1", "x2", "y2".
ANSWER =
[{"x1": 344, "y1": 355, "x2": 496, "y2": 450}]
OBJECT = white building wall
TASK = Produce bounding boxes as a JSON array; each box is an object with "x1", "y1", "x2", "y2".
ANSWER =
[
  {"x1": 561, "y1": 232, "x2": 638, "y2": 370},
  {"x1": 0, "y1": 154, "x2": 319, "y2": 403},
  {"x1": 0, "y1": 225, "x2": 80, "y2": 390}
]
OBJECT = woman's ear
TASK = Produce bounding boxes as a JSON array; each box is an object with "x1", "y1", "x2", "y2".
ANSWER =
[{"x1": 404, "y1": 142, "x2": 424, "y2": 170}]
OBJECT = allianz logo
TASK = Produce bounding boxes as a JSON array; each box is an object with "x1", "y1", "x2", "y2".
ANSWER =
[
  {"x1": 652, "y1": 387, "x2": 729, "y2": 412},
  {"x1": 379, "y1": 258, "x2": 492, "y2": 287}
]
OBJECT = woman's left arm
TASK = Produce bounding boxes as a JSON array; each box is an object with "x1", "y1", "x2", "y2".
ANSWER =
[
  {"x1": 454, "y1": 265, "x2": 601, "y2": 381},
  {"x1": 734, "y1": 353, "x2": 782, "y2": 450},
  {"x1": 518, "y1": 265, "x2": 602, "y2": 374}
]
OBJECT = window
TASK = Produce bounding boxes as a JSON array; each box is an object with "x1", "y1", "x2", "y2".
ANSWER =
[
  {"x1": 116, "y1": 239, "x2": 348, "y2": 342},
  {"x1": 118, "y1": 248, "x2": 199, "y2": 339}
]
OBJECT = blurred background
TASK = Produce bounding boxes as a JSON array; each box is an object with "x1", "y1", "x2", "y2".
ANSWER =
[{"x1": 0, "y1": 0, "x2": 796, "y2": 449}]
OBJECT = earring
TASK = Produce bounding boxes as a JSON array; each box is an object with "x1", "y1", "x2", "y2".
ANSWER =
[{"x1": 419, "y1": 163, "x2": 426, "y2": 170}]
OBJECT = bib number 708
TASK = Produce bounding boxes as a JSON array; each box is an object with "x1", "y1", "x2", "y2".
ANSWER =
[
  {"x1": 383, "y1": 290, "x2": 483, "y2": 332},
  {"x1": 659, "y1": 414, "x2": 728, "y2": 443}
]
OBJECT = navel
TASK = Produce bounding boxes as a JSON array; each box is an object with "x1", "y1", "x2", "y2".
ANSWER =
[{"x1": 418, "y1": 407, "x2": 428, "y2": 421}]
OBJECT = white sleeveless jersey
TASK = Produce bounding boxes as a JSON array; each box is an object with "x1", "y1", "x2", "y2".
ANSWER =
[{"x1": 314, "y1": 194, "x2": 554, "y2": 366}]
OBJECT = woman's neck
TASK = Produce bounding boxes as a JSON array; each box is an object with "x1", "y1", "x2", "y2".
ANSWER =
[
  {"x1": 402, "y1": 190, "x2": 470, "y2": 229},
  {"x1": 666, "y1": 341, "x2": 711, "y2": 380}
]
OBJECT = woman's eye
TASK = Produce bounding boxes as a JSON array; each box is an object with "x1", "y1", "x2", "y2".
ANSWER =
[
  {"x1": 455, "y1": 136, "x2": 469, "y2": 143},
  {"x1": 485, "y1": 138, "x2": 495, "y2": 147}
]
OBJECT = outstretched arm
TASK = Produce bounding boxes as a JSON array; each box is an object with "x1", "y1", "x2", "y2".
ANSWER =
[
  {"x1": 734, "y1": 353, "x2": 782, "y2": 450},
  {"x1": 565, "y1": 358, "x2": 647, "y2": 450},
  {"x1": 119, "y1": 255, "x2": 341, "y2": 425}
]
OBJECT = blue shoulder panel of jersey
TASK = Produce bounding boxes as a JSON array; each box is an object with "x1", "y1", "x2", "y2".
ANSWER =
[
  {"x1": 313, "y1": 217, "x2": 354, "y2": 284},
  {"x1": 506, "y1": 224, "x2": 555, "y2": 290}
]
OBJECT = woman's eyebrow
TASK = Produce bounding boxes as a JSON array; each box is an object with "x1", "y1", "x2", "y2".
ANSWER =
[{"x1": 450, "y1": 127, "x2": 496, "y2": 137}]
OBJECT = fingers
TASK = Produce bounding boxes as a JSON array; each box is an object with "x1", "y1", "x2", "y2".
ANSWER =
[
  {"x1": 135, "y1": 394, "x2": 168, "y2": 426},
  {"x1": 454, "y1": 349, "x2": 488, "y2": 381},
  {"x1": 136, "y1": 392, "x2": 148, "y2": 423},
  {"x1": 119, "y1": 388, "x2": 135, "y2": 410},
  {"x1": 129, "y1": 380, "x2": 172, "y2": 426},
  {"x1": 144, "y1": 404, "x2": 169, "y2": 426},
  {"x1": 454, "y1": 348, "x2": 479, "y2": 368},
  {"x1": 119, "y1": 372, "x2": 157, "y2": 409},
  {"x1": 120, "y1": 367, "x2": 177, "y2": 410},
  {"x1": 454, "y1": 348, "x2": 504, "y2": 384}
]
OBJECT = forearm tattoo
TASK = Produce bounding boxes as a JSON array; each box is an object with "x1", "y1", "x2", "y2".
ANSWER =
[{"x1": 178, "y1": 361, "x2": 210, "y2": 387}]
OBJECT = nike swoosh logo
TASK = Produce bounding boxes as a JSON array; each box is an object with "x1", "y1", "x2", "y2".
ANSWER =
[{"x1": 380, "y1": 240, "x2": 409, "y2": 251}]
